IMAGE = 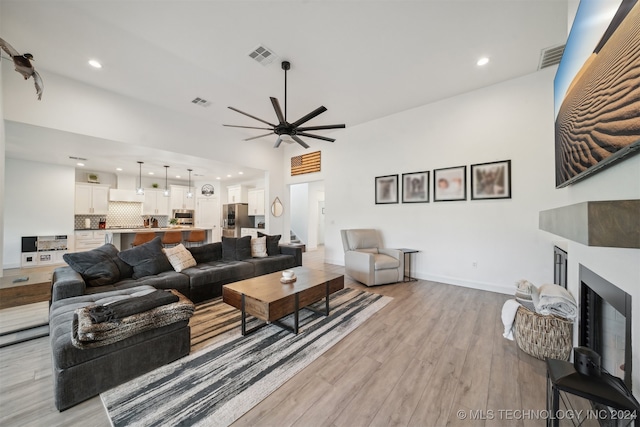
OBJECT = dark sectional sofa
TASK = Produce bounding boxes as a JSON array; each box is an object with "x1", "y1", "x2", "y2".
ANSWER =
[
  {"x1": 49, "y1": 235, "x2": 302, "y2": 410},
  {"x1": 52, "y1": 235, "x2": 302, "y2": 303}
]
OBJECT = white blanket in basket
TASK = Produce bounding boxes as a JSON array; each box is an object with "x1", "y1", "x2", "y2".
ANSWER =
[
  {"x1": 535, "y1": 283, "x2": 577, "y2": 320},
  {"x1": 501, "y1": 299, "x2": 521, "y2": 341}
]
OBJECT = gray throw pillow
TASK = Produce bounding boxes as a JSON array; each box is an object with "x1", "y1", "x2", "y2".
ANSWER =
[
  {"x1": 236, "y1": 235, "x2": 252, "y2": 260},
  {"x1": 118, "y1": 237, "x2": 173, "y2": 279},
  {"x1": 188, "y1": 242, "x2": 222, "y2": 264},
  {"x1": 257, "y1": 232, "x2": 281, "y2": 256},
  {"x1": 222, "y1": 237, "x2": 237, "y2": 261},
  {"x1": 63, "y1": 244, "x2": 132, "y2": 286}
]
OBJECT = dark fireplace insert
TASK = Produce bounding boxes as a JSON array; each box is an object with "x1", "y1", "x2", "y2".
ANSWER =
[{"x1": 579, "y1": 265, "x2": 632, "y2": 390}]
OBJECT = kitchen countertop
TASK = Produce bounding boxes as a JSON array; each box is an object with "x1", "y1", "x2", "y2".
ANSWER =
[{"x1": 74, "y1": 227, "x2": 205, "y2": 233}]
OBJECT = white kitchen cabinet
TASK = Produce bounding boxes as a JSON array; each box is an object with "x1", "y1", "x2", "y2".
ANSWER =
[
  {"x1": 247, "y1": 188, "x2": 265, "y2": 216},
  {"x1": 170, "y1": 185, "x2": 195, "y2": 210},
  {"x1": 227, "y1": 185, "x2": 248, "y2": 204},
  {"x1": 143, "y1": 189, "x2": 170, "y2": 215},
  {"x1": 75, "y1": 184, "x2": 110, "y2": 215},
  {"x1": 75, "y1": 230, "x2": 110, "y2": 252}
]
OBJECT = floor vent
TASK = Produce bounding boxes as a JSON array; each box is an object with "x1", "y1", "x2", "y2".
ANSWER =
[
  {"x1": 191, "y1": 97, "x2": 211, "y2": 107},
  {"x1": 538, "y1": 44, "x2": 565, "y2": 70},
  {"x1": 248, "y1": 45, "x2": 277, "y2": 66}
]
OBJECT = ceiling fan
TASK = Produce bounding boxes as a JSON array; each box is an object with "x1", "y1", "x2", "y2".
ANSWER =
[{"x1": 224, "y1": 61, "x2": 345, "y2": 149}]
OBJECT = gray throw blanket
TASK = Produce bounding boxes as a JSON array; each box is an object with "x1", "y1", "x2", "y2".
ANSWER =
[
  {"x1": 72, "y1": 290, "x2": 194, "y2": 349},
  {"x1": 88, "y1": 289, "x2": 179, "y2": 323}
]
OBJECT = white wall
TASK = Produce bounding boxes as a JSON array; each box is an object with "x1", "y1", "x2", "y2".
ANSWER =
[
  {"x1": 323, "y1": 68, "x2": 565, "y2": 295},
  {"x1": 3, "y1": 158, "x2": 75, "y2": 268},
  {"x1": 0, "y1": 62, "x2": 5, "y2": 274},
  {"x1": 316, "y1": 65, "x2": 640, "y2": 395}
]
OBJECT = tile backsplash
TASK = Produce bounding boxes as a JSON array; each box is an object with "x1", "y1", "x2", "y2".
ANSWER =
[{"x1": 75, "y1": 202, "x2": 168, "y2": 229}]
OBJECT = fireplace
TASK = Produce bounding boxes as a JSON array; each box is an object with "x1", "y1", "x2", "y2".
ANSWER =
[{"x1": 579, "y1": 265, "x2": 632, "y2": 390}]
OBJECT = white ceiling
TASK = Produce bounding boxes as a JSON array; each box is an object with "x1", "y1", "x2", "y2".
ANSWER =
[{"x1": 1, "y1": 0, "x2": 569, "y2": 182}]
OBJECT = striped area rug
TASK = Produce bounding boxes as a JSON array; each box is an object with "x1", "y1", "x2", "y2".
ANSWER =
[{"x1": 101, "y1": 288, "x2": 392, "y2": 427}]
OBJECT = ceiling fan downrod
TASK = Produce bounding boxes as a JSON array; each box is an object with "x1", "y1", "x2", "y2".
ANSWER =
[{"x1": 282, "y1": 60, "x2": 290, "y2": 121}]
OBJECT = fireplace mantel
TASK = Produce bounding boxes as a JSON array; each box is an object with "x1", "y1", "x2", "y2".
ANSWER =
[{"x1": 539, "y1": 200, "x2": 640, "y2": 249}]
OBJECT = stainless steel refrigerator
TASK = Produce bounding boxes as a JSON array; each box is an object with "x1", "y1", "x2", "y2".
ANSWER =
[{"x1": 221, "y1": 203, "x2": 251, "y2": 238}]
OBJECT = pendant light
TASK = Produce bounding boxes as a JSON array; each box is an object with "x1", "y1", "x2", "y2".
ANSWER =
[
  {"x1": 136, "y1": 161, "x2": 144, "y2": 195},
  {"x1": 163, "y1": 165, "x2": 170, "y2": 197},
  {"x1": 186, "y1": 169, "x2": 193, "y2": 198}
]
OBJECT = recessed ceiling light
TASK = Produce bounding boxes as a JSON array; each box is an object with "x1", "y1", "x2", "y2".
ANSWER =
[
  {"x1": 116, "y1": 167, "x2": 123, "y2": 171},
  {"x1": 216, "y1": 177, "x2": 221, "y2": 180},
  {"x1": 176, "y1": 175, "x2": 181, "y2": 179},
  {"x1": 227, "y1": 174, "x2": 232, "y2": 178},
  {"x1": 477, "y1": 57, "x2": 490, "y2": 66},
  {"x1": 238, "y1": 171, "x2": 244, "y2": 175},
  {"x1": 77, "y1": 162, "x2": 85, "y2": 167},
  {"x1": 88, "y1": 59, "x2": 102, "y2": 69},
  {"x1": 148, "y1": 172, "x2": 154, "y2": 175}
]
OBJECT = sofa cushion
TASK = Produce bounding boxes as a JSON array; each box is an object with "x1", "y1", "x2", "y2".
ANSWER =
[
  {"x1": 188, "y1": 242, "x2": 222, "y2": 264},
  {"x1": 257, "y1": 232, "x2": 281, "y2": 256},
  {"x1": 236, "y1": 235, "x2": 251, "y2": 260},
  {"x1": 49, "y1": 286, "x2": 188, "y2": 369},
  {"x1": 251, "y1": 236, "x2": 268, "y2": 258},
  {"x1": 163, "y1": 244, "x2": 197, "y2": 272},
  {"x1": 222, "y1": 236, "x2": 252, "y2": 261},
  {"x1": 63, "y1": 244, "x2": 133, "y2": 287},
  {"x1": 88, "y1": 270, "x2": 191, "y2": 299},
  {"x1": 243, "y1": 254, "x2": 296, "y2": 276},
  {"x1": 118, "y1": 237, "x2": 173, "y2": 279},
  {"x1": 221, "y1": 237, "x2": 237, "y2": 261}
]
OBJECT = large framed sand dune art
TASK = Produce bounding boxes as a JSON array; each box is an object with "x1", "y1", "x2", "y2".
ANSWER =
[{"x1": 554, "y1": 0, "x2": 640, "y2": 188}]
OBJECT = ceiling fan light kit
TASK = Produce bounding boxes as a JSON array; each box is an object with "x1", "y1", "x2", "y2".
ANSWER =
[{"x1": 224, "y1": 61, "x2": 345, "y2": 148}]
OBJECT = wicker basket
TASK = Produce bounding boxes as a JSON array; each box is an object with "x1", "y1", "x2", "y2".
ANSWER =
[{"x1": 514, "y1": 306, "x2": 573, "y2": 361}]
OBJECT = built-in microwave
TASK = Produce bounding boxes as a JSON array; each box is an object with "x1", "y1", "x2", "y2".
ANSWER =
[{"x1": 173, "y1": 209, "x2": 194, "y2": 226}]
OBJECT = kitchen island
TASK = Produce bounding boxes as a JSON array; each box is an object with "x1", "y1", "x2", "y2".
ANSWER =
[{"x1": 74, "y1": 227, "x2": 210, "y2": 251}]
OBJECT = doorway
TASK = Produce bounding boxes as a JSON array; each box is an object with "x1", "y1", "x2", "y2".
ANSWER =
[{"x1": 289, "y1": 181, "x2": 325, "y2": 250}]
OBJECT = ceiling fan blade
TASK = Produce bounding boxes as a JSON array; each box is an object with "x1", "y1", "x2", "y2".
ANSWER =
[
  {"x1": 291, "y1": 135, "x2": 310, "y2": 149},
  {"x1": 270, "y1": 97, "x2": 286, "y2": 124},
  {"x1": 223, "y1": 124, "x2": 273, "y2": 130},
  {"x1": 244, "y1": 132, "x2": 274, "y2": 141},
  {"x1": 274, "y1": 136, "x2": 284, "y2": 148},
  {"x1": 290, "y1": 106, "x2": 327, "y2": 128},
  {"x1": 296, "y1": 132, "x2": 335, "y2": 142},
  {"x1": 228, "y1": 106, "x2": 276, "y2": 127},
  {"x1": 296, "y1": 124, "x2": 346, "y2": 131}
]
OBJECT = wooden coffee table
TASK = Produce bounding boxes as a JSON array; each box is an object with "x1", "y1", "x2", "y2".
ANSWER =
[{"x1": 222, "y1": 266, "x2": 344, "y2": 335}]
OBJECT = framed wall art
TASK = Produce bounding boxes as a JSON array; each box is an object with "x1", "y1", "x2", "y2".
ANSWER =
[
  {"x1": 402, "y1": 171, "x2": 429, "y2": 203},
  {"x1": 471, "y1": 160, "x2": 511, "y2": 200},
  {"x1": 433, "y1": 166, "x2": 466, "y2": 202},
  {"x1": 375, "y1": 174, "x2": 398, "y2": 204}
]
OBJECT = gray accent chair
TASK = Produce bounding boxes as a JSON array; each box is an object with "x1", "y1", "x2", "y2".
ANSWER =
[{"x1": 340, "y1": 229, "x2": 404, "y2": 286}]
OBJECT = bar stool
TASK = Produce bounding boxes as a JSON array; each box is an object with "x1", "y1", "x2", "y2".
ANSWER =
[
  {"x1": 131, "y1": 232, "x2": 156, "y2": 247},
  {"x1": 185, "y1": 229, "x2": 206, "y2": 247},
  {"x1": 161, "y1": 230, "x2": 183, "y2": 247}
]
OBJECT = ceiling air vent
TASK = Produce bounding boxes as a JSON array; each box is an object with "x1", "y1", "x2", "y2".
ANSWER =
[
  {"x1": 248, "y1": 45, "x2": 277, "y2": 66},
  {"x1": 538, "y1": 44, "x2": 566, "y2": 70},
  {"x1": 191, "y1": 97, "x2": 211, "y2": 107}
]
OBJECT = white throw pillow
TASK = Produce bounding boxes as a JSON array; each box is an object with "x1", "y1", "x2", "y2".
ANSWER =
[
  {"x1": 163, "y1": 243, "x2": 197, "y2": 272},
  {"x1": 251, "y1": 236, "x2": 268, "y2": 258}
]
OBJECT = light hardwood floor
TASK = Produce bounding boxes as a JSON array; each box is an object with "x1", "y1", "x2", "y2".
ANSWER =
[{"x1": 0, "y1": 248, "x2": 547, "y2": 426}]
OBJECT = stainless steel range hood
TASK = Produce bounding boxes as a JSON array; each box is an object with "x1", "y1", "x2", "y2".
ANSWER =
[{"x1": 109, "y1": 175, "x2": 144, "y2": 202}]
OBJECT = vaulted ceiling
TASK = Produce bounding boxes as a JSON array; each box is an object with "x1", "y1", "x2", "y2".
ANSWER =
[{"x1": 1, "y1": 0, "x2": 568, "y2": 181}]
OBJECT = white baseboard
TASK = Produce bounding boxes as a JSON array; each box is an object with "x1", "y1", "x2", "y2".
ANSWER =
[
  {"x1": 416, "y1": 273, "x2": 513, "y2": 296},
  {"x1": 323, "y1": 257, "x2": 512, "y2": 296}
]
